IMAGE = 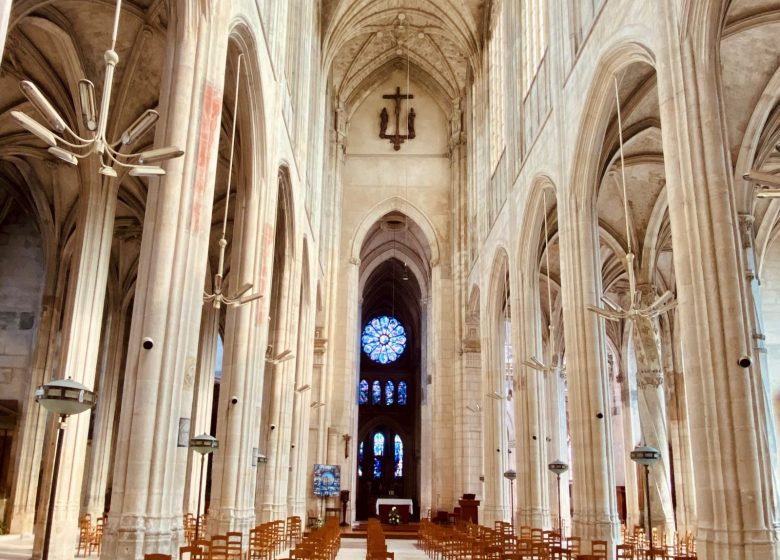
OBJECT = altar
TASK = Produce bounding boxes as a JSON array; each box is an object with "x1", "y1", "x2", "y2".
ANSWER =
[{"x1": 375, "y1": 498, "x2": 414, "y2": 524}]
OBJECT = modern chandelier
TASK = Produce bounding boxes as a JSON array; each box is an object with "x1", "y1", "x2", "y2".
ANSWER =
[
  {"x1": 10, "y1": 0, "x2": 183, "y2": 177},
  {"x1": 588, "y1": 77, "x2": 677, "y2": 322},
  {"x1": 202, "y1": 54, "x2": 263, "y2": 310}
]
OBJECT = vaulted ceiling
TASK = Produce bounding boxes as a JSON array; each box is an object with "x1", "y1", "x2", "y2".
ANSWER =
[{"x1": 322, "y1": 0, "x2": 486, "y2": 107}]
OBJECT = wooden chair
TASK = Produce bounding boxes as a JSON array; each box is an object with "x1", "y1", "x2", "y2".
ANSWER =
[
  {"x1": 286, "y1": 515, "x2": 302, "y2": 547},
  {"x1": 225, "y1": 531, "x2": 242, "y2": 559},
  {"x1": 143, "y1": 554, "x2": 172, "y2": 560},
  {"x1": 210, "y1": 534, "x2": 229, "y2": 560},
  {"x1": 179, "y1": 545, "x2": 208, "y2": 560},
  {"x1": 591, "y1": 540, "x2": 608, "y2": 559},
  {"x1": 76, "y1": 514, "x2": 92, "y2": 557},
  {"x1": 88, "y1": 517, "x2": 104, "y2": 555}
]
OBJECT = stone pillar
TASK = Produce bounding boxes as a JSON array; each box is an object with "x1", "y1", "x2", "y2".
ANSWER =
[
  {"x1": 305, "y1": 335, "x2": 327, "y2": 517},
  {"x1": 657, "y1": 6, "x2": 780, "y2": 556},
  {"x1": 258, "y1": 259, "x2": 302, "y2": 521},
  {"x1": 101, "y1": 1, "x2": 228, "y2": 556},
  {"x1": 32, "y1": 176, "x2": 120, "y2": 560},
  {"x1": 456, "y1": 326, "x2": 482, "y2": 499},
  {"x1": 663, "y1": 313, "x2": 697, "y2": 534},
  {"x1": 632, "y1": 287, "x2": 675, "y2": 535},
  {"x1": 545, "y1": 361, "x2": 571, "y2": 533},
  {"x1": 557, "y1": 192, "x2": 619, "y2": 546},
  {"x1": 287, "y1": 300, "x2": 314, "y2": 520},
  {"x1": 0, "y1": 0, "x2": 11, "y2": 63},
  {"x1": 7, "y1": 228, "x2": 66, "y2": 535},
  {"x1": 184, "y1": 304, "x2": 218, "y2": 516},
  {"x1": 516, "y1": 276, "x2": 550, "y2": 529},
  {"x1": 83, "y1": 303, "x2": 129, "y2": 519},
  {"x1": 738, "y1": 214, "x2": 780, "y2": 505},
  {"x1": 208, "y1": 155, "x2": 267, "y2": 538}
]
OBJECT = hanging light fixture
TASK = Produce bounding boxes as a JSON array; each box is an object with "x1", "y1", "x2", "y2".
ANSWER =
[
  {"x1": 588, "y1": 77, "x2": 677, "y2": 322},
  {"x1": 524, "y1": 189, "x2": 558, "y2": 374},
  {"x1": 203, "y1": 54, "x2": 263, "y2": 309},
  {"x1": 10, "y1": 0, "x2": 183, "y2": 176}
]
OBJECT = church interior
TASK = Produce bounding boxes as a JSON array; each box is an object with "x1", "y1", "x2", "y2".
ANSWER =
[{"x1": 0, "y1": 1, "x2": 779, "y2": 559}]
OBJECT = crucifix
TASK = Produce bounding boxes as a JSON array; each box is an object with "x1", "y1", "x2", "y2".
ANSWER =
[
  {"x1": 379, "y1": 86, "x2": 416, "y2": 150},
  {"x1": 342, "y1": 433, "x2": 352, "y2": 458}
]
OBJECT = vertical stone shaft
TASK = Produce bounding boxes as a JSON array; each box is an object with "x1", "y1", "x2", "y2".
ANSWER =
[
  {"x1": 184, "y1": 304, "x2": 218, "y2": 515},
  {"x1": 101, "y1": 2, "x2": 227, "y2": 556},
  {"x1": 632, "y1": 287, "x2": 675, "y2": 534},
  {"x1": 209, "y1": 157, "x2": 265, "y2": 538},
  {"x1": 83, "y1": 303, "x2": 129, "y2": 519},
  {"x1": 516, "y1": 273, "x2": 550, "y2": 529},
  {"x1": 8, "y1": 238, "x2": 65, "y2": 534},
  {"x1": 657, "y1": 7, "x2": 780, "y2": 556},
  {"x1": 33, "y1": 178, "x2": 119, "y2": 560},
  {"x1": 558, "y1": 194, "x2": 619, "y2": 546}
]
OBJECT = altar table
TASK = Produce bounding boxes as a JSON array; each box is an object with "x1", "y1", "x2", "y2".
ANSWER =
[{"x1": 375, "y1": 498, "x2": 414, "y2": 523}]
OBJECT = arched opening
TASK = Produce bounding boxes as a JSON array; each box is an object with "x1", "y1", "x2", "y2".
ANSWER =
[{"x1": 353, "y1": 210, "x2": 433, "y2": 521}]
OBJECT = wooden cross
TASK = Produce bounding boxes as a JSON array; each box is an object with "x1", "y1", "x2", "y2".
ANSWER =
[
  {"x1": 342, "y1": 433, "x2": 352, "y2": 459},
  {"x1": 379, "y1": 86, "x2": 415, "y2": 151}
]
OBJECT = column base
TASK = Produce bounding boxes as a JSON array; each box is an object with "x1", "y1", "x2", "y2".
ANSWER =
[
  {"x1": 207, "y1": 507, "x2": 255, "y2": 537},
  {"x1": 102, "y1": 513, "x2": 185, "y2": 560},
  {"x1": 697, "y1": 527, "x2": 780, "y2": 560}
]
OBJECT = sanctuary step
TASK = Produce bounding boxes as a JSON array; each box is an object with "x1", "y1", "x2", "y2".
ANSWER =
[{"x1": 336, "y1": 522, "x2": 419, "y2": 540}]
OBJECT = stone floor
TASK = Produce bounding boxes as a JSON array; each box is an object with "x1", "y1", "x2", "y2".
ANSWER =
[
  {"x1": 0, "y1": 535, "x2": 33, "y2": 560},
  {"x1": 0, "y1": 535, "x2": 427, "y2": 560},
  {"x1": 335, "y1": 538, "x2": 427, "y2": 559}
]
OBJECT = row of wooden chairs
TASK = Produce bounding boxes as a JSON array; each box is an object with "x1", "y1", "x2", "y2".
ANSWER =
[
  {"x1": 288, "y1": 517, "x2": 340, "y2": 560},
  {"x1": 366, "y1": 518, "x2": 394, "y2": 560},
  {"x1": 143, "y1": 516, "x2": 301, "y2": 560},
  {"x1": 76, "y1": 513, "x2": 106, "y2": 556}
]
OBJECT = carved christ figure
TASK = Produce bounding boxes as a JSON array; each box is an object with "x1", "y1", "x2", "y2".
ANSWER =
[
  {"x1": 380, "y1": 107, "x2": 389, "y2": 137},
  {"x1": 379, "y1": 87, "x2": 415, "y2": 150}
]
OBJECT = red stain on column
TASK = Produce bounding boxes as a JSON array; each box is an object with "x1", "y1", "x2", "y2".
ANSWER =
[
  {"x1": 256, "y1": 223, "x2": 274, "y2": 325},
  {"x1": 191, "y1": 82, "x2": 223, "y2": 233}
]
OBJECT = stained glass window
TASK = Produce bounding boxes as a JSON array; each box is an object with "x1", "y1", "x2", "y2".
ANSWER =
[
  {"x1": 373, "y1": 432, "x2": 385, "y2": 456},
  {"x1": 373, "y1": 457, "x2": 382, "y2": 479},
  {"x1": 359, "y1": 380, "x2": 369, "y2": 405},
  {"x1": 394, "y1": 435, "x2": 403, "y2": 478},
  {"x1": 361, "y1": 316, "x2": 407, "y2": 364},
  {"x1": 385, "y1": 380, "x2": 395, "y2": 405},
  {"x1": 358, "y1": 441, "x2": 364, "y2": 478},
  {"x1": 359, "y1": 441, "x2": 364, "y2": 462},
  {"x1": 372, "y1": 380, "x2": 381, "y2": 404},
  {"x1": 398, "y1": 381, "x2": 408, "y2": 405}
]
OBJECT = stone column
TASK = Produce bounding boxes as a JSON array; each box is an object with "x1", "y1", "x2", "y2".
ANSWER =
[
  {"x1": 456, "y1": 326, "x2": 482, "y2": 499},
  {"x1": 258, "y1": 258, "x2": 302, "y2": 521},
  {"x1": 32, "y1": 176, "x2": 120, "y2": 560},
  {"x1": 0, "y1": 0, "x2": 11, "y2": 63},
  {"x1": 545, "y1": 360, "x2": 571, "y2": 533},
  {"x1": 184, "y1": 304, "x2": 218, "y2": 516},
  {"x1": 663, "y1": 313, "x2": 697, "y2": 534},
  {"x1": 7, "y1": 219, "x2": 66, "y2": 535},
  {"x1": 101, "y1": 1, "x2": 228, "y2": 556},
  {"x1": 305, "y1": 335, "x2": 327, "y2": 517},
  {"x1": 657, "y1": 6, "x2": 780, "y2": 556},
  {"x1": 632, "y1": 287, "x2": 675, "y2": 535},
  {"x1": 738, "y1": 214, "x2": 780, "y2": 504},
  {"x1": 287, "y1": 298, "x2": 314, "y2": 520},
  {"x1": 557, "y1": 192, "x2": 619, "y2": 546},
  {"x1": 516, "y1": 275, "x2": 550, "y2": 529},
  {"x1": 83, "y1": 303, "x2": 129, "y2": 519},
  {"x1": 208, "y1": 153, "x2": 266, "y2": 537}
]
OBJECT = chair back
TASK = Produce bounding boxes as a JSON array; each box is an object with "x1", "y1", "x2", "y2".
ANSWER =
[{"x1": 144, "y1": 555, "x2": 172, "y2": 560}]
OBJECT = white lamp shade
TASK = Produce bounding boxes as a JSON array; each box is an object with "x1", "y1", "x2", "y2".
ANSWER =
[
  {"x1": 548, "y1": 460, "x2": 569, "y2": 475},
  {"x1": 630, "y1": 445, "x2": 661, "y2": 466},
  {"x1": 190, "y1": 433, "x2": 218, "y2": 455},
  {"x1": 35, "y1": 378, "x2": 96, "y2": 416}
]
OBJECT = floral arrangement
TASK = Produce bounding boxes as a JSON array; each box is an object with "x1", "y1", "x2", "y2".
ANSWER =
[{"x1": 388, "y1": 506, "x2": 401, "y2": 525}]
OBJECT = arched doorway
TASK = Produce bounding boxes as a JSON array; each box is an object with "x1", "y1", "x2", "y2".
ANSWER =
[{"x1": 355, "y1": 258, "x2": 421, "y2": 520}]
